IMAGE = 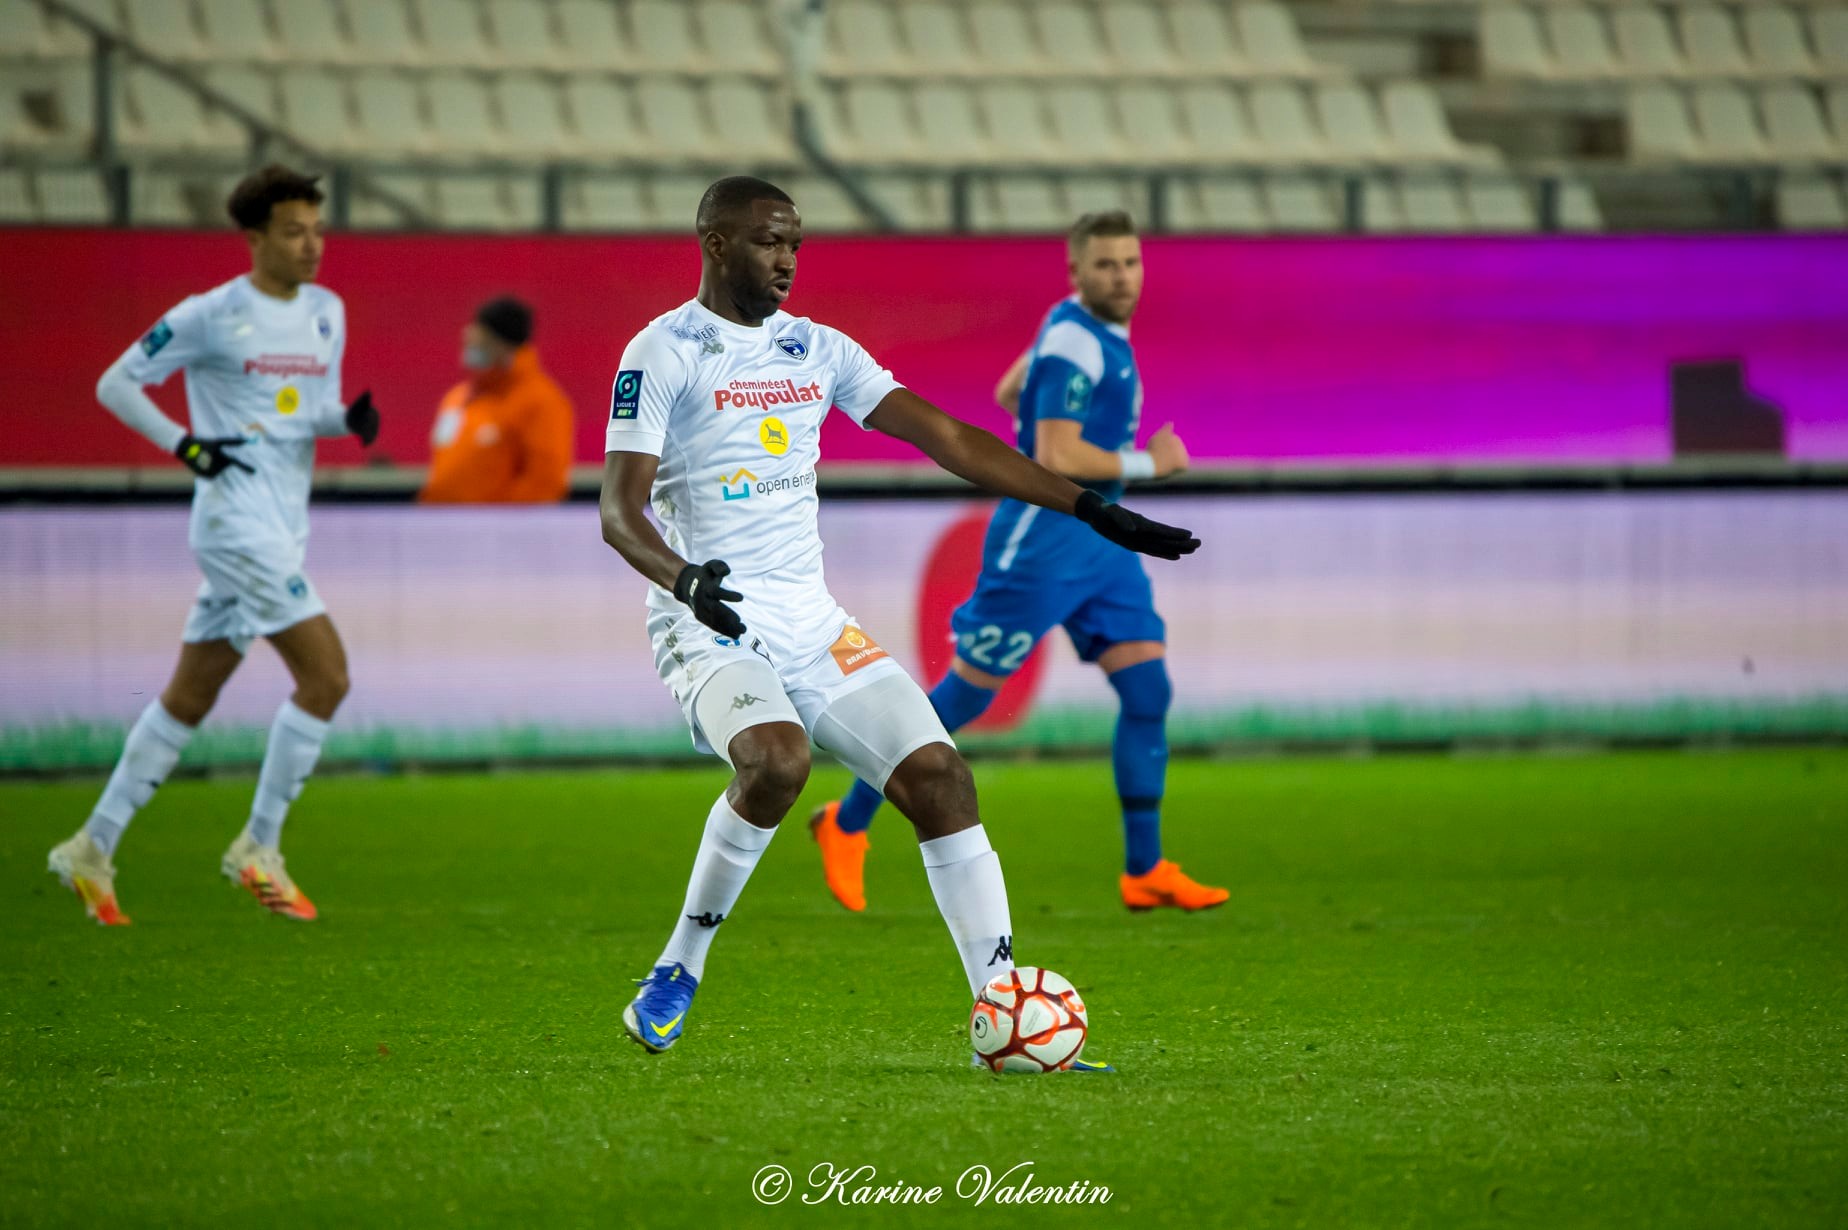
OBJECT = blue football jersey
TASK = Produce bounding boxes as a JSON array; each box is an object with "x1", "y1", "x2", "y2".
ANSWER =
[{"x1": 1014, "y1": 295, "x2": 1143, "y2": 502}]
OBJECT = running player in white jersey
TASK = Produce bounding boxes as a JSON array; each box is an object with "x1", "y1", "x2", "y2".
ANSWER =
[
  {"x1": 47, "y1": 165, "x2": 382, "y2": 926},
  {"x1": 603, "y1": 176, "x2": 1200, "y2": 1059}
]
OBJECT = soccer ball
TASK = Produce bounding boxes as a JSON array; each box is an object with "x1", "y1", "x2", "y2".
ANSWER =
[{"x1": 969, "y1": 966, "x2": 1089, "y2": 1073}]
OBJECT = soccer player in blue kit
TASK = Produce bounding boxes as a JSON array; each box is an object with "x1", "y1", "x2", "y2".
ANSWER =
[{"x1": 812, "y1": 211, "x2": 1229, "y2": 914}]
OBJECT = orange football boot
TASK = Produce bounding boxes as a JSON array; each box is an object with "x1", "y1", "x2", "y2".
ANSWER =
[
  {"x1": 222, "y1": 834, "x2": 318, "y2": 921},
  {"x1": 47, "y1": 833, "x2": 131, "y2": 926},
  {"x1": 808, "y1": 800, "x2": 868, "y2": 912},
  {"x1": 1120, "y1": 859, "x2": 1229, "y2": 912}
]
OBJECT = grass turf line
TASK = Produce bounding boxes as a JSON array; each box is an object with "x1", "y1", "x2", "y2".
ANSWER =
[{"x1": 3, "y1": 751, "x2": 1846, "y2": 1228}]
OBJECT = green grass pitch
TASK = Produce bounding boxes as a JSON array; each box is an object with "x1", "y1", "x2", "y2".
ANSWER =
[{"x1": 3, "y1": 750, "x2": 1846, "y2": 1228}]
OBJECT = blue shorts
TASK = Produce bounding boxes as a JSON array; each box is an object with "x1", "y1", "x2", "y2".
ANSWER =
[{"x1": 949, "y1": 547, "x2": 1166, "y2": 677}]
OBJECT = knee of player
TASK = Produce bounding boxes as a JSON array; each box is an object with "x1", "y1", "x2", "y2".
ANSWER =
[
  {"x1": 733, "y1": 730, "x2": 811, "y2": 804},
  {"x1": 887, "y1": 741, "x2": 974, "y2": 810},
  {"x1": 1109, "y1": 658, "x2": 1173, "y2": 719}
]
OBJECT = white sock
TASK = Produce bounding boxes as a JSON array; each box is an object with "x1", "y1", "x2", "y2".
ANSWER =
[
  {"x1": 656, "y1": 793, "x2": 778, "y2": 980},
  {"x1": 921, "y1": 824, "x2": 1016, "y2": 996},
  {"x1": 243, "y1": 701, "x2": 331, "y2": 848},
  {"x1": 83, "y1": 701, "x2": 195, "y2": 857}
]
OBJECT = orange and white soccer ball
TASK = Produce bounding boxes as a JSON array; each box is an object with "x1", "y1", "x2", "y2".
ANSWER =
[{"x1": 969, "y1": 966, "x2": 1089, "y2": 1073}]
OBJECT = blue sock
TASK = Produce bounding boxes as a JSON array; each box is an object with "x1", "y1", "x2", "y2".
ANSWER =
[
  {"x1": 1108, "y1": 658, "x2": 1171, "y2": 876},
  {"x1": 835, "y1": 670, "x2": 999, "y2": 834}
]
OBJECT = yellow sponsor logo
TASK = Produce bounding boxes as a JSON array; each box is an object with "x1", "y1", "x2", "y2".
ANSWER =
[
  {"x1": 760, "y1": 416, "x2": 789, "y2": 456},
  {"x1": 275, "y1": 385, "x2": 300, "y2": 416}
]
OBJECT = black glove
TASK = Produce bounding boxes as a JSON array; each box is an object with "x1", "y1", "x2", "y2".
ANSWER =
[
  {"x1": 173, "y1": 434, "x2": 253, "y2": 479},
  {"x1": 674, "y1": 559, "x2": 746, "y2": 639},
  {"x1": 345, "y1": 390, "x2": 380, "y2": 446},
  {"x1": 1072, "y1": 489, "x2": 1201, "y2": 561}
]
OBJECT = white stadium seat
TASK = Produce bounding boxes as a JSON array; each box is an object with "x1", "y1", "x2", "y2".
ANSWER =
[
  {"x1": 271, "y1": 0, "x2": 349, "y2": 64},
  {"x1": 1776, "y1": 174, "x2": 1847, "y2": 230},
  {"x1": 1102, "y1": 4, "x2": 1180, "y2": 77},
  {"x1": 130, "y1": 171, "x2": 193, "y2": 226},
  {"x1": 970, "y1": 2, "x2": 1049, "y2": 74},
  {"x1": 778, "y1": 173, "x2": 867, "y2": 232},
  {"x1": 1464, "y1": 175, "x2": 1539, "y2": 232},
  {"x1": 1188, "y1": 177, "x2": 1267, "y2": 231},
  {"x1": 1546, "y1": 6, "x2": 1620, "y2": 78},
  {"x1": 120, "y1": 0, "x2": 206, "y2": 62},
  {"x1": 977, "y1": 81, "x2": 1060, "y2": 164},
  {"x1": 121, "y1": 67, "x2": 219, "y2": 155},
  {"x1": 1559, "y1": 177, "x2": 1603, "y2": 232},
  {"x1": 1743, "y1": 7, "x2": 1817, "y2": 78},
  {"x1": 861, "y1": 173, "x2": 951, "y2": 231},
  {"x1": 634, "y1": 79, "x2": 712, "y2": 162},
  {"x1": 565, "y1": 78, "x2": 653, "y2": 160},
  {"x1": 1761, "y1": 85, "x2": 1835, "y2": 161},
  {"x1": 414, "y1": 0, "x2": 493, "y2": 69},
  {"x1": 278, "y1": 69, "x2": 359, "y2": 153},
  {"x1": 840, "y1": 81, "x2": 926, "y2": 164},
  {"x1": 980, "y1": 177, "x2": 1067, "y2": 232},
  {"x1": 913, "y1": 81, "x2": 990, "y2": 163},
  {"x1": 1114, "y1": 84, "x2": 1193, "y2": 165},
  {"x1": 705, "y1": 79, "x2": 795, "y2": 163},
  {"x1": 348, "y1": 0, "x2": 424, "y2": 67},
  {"x1": 1824, "y1": 85, "x2": 1848, "y2": 151},
  {"x1": 697, "y1": 1, "x2": 781, "y2": 77},
  {"x1": 1681, "y1": 5, "x2": 1750, "y2": 78},
  {"x1": 1065, "y1": 175, "x2": 1147, "y2": 220},
  {"x1": 1249, "y1": 81, "x2": 1326, "y2": 161},
  {"x1": 627, "y1": 1, "x2": 707, "y2": 73},
  {"x1": 555, "y1": 0, "x2": 625, "y2": 71},
  {"x1": 566, "y1": 175, "x2": 656, "y2": 232},
  {"x1": 1691, "y1": 83, "x2": 1768, "y2": 162},
  {"x1": 0, "y1": 167, "x2": 35, "y2": 221},
  {"x1": 825, "y1": 1, "x2": 911, "y2": 76},
  {"x1": 351, "y1": 171, "x2": 434, "y2": 229},
  {"x1": 1481, "y1": 5, "x2": 1551, "y2": 80},
  {"x1": 1398, "y1": 174, "x2": 1469, "y2": 232},
  {"x1": 0, "y1": 3, "x2": 88, "y2": 61},
  {"x1": 1236, "y1": 3, "x2": 1316, "y2": 77},
  {"x1": 1315, "y1": 83, "x2": 1391, "y2": 161},
  {"x1": 483, "y1": 0, "x2": 561, "y2": 71},
  {"x1": 36, "y1": 168, "x2": 110, "y2": 224},
  {"x1": 423, "y1": 71, "x2": 502, "y2": 158},
  {"x1": 1262, "y1": 175, "x2": 1340, "y2": 231},
  {"x1": 1628, "y1": 84, "x2": 1699, "y2": 160},
  {"x1": 1046, "y1": 82, "x2": 1129, "y2": 164},
  {"x1": 1179, "y1": 83, "x2": 1262, "y2": 163},
  {"x1": 352, "y1": 70, "x2": 432, "y2": 157},
  {"x1": 898, "y1": 3, "x2": 975, "y2": 77},
  {"x1": 195, "y1": 0, "x2": 276, "y2": 62},
  {"x1": 1170, "y1": 2, "x2": 1249, "y2": 76},
  {"x1": 434, "y1": 174, "x2": 524, "y2": 231},
  {"x1": 494, "y1": 74, "x2": 576, "y2": 160},
  {"x1": 1817, "y1": 10, "x2": 1848, "y2": 76},
  {"x1": 204, "y1": 65, "x2": 281, "y2": 131},
  {"x1": 1361, "y1": 178, "x2": 1406, "y2": 233},
  {"x1": 1034, "y1": 2, "x2": 1112, "y2": 76},
  {"x1": 1613, "y1": 6, "x2": 1687, "y2": 77},
  {"x1": 1381, "y1": 81, "x2": 1490, "y2": 165}
]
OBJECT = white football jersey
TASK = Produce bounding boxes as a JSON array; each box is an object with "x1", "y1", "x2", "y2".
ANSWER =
[
  {"x1": 606, "y1": 299, "x2": 902, "y2": 655},
  {"x1": 119, "y1": 275, "x2": 347, "y2": 549}
]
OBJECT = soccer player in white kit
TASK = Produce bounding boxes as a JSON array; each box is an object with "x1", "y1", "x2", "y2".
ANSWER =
[
  {"x1": 46, "y1": 165, "x2": 381, "y2": 926},
  {"x1": 602, "y1": 177, "x2": 1200, "y2": 1059}
]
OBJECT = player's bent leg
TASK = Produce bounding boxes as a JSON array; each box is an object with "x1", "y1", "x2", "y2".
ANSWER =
[
  {"x1": 626, "y1": 661, "x2": 803, "y2": 1054},
  {"x1": 1098, "y1": 643, "x2": 1227, "y2": 913},
  {"x1": 49, "y1": 639, "x2": 243, "y2": 926},
  {"x1": 220, "y1": 615, "x2": 349, "y2": 920}
]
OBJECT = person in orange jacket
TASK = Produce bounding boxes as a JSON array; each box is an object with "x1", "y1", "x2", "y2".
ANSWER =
[{"x1": 420, "y1": 296, "x2": 574, "y2": 503}]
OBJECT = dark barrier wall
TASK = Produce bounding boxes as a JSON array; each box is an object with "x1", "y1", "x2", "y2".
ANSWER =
[{"x1": 3, "y1": 228, "x2": 1846, "y2": 469}]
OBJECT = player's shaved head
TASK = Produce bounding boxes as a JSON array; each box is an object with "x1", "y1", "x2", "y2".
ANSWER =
[{"x1": 697, "y1": 175, "x2": 794, "y2": 238}]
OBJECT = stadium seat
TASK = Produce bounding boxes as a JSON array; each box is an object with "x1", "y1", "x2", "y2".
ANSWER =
[
  {"x1": 35, "y1": 168, "x2": 109, "y2": 224},
  {"x1": 483, "y1": 0, "x2": 561, "y2": 71},
  {"x1": 278, "y1": 69, "x2": 359, "y2": 154},
  {"x1": 565, "y1": 174, "x2": 656, "y2": 232},
  {"x1": 433, "y1": 173, "x2": 540, "y2": 231},
  {"x1": 414, "y1": 0, "x2": 494, "y2": 69},
  {"x1": 0, "y1": 168, "x2": 35, "y2": 221},
  {"x1": 1691, "y1": 83, "x2": 1768, "y2": 162},
  {"x1": 973, "y1": 176, "x2": 1067, "y2": 232},
  {"x1": 1464, "y1": 175, "x2": 1539, "y2": 232},
  {"x1": 705, "y1": 79, "x2": 795, "y2": 163},
  {"x1": 129, "y1": 171, "x2": 194, "y2": 226},
  {"x1": 1613, "y1": 7, "x2": 1687, "y2": 77},
  {"x1": 1179, "y1": 82, "x2": 1263, "y2": 163},
  {"x1": 697, "y1": 1, "x2": 781, "y2": 77},
  {"x1": 1262, "y1": 174, "x2": 1340, "y2": 231},
  {"x1": 271, "y1": 0, "x2": 349, "y2": 65},
  {"x1": 493, "y1": 74, "x2": 576, "y2": 160},
  {"x1": 838, "y1": 81, "x2": 926, "y2": 164},
  {"x1": 1034, "y1": 2, "x2": 1112, "y2": 76},
  {"x1": 554, "y1": 0, "x2": 625, "y2": 71},
  {"x1": 1398, "y1": 174, "x2": 1469, "y2": 232},
  {"x1": 1046, "y1": 82, "x2": 1129, "y2": 164},
  {"x1": 1558, "y1": 176, "x2": 1603, "y2": 231},
  {"x1": 125, "y1": 66, "x2": 245, "y2": 156},
  {"x1": 1826, "y1": 85, "x2": 1848, "y2": 150},
  {"x1": 1382, "y1": 81, "x2": 1494, "y2": 166},
  {"x1": 201, "y1": 66, "x2": 280, "y2": 131},
  {"x1": 1480, "y1": 5, "x2": 1552, "y2": 80},
  {"x1": 912, "y1": 81, "x2": 990, "y2": 163},
  {"x1": 1761, "y1": 85, "x2": 1835, "y2": 161},
  {"x1": 1315, "y1": 83, "x2": 1392, "y2": 161},
  {"x1": 1114, "y1": 84, "x2": 1194, "y2": 164},
  {"x1": 56, "y1": 0, "x2": 118, "y2": 32},
  {"x1": 778, "y1": 173, "x2": 867, "y2": 232},
  {"x1": 1170, "y1": 2, "x2": 1250, "y2": 76},
  {"x1": 1183, "y1": 176, "x2": 1267, "y2": 231},
  {"x1": 352, "y1": 71, "x2": 433, "y2": 158},
  {"x1": 121, "y1": 0, "x2": 207, "y2": 62},
  {"x1": 898, "y1": 3, "x2": 976, "y2": 78},
  {"x1": 634, "y1": 79, "x2": 712, "y2": 164},
  {"x1": 0, "y1": 2, "x2": 89, "y2": 61},
  {"x1": 1101, "y1": 4, "x2": 1181, "y2": 78},
  {"x1": 977, "y1": 82, "x2": 1061, "y2": 165},
  {"x1": 1628, "y1": 85, "x2": 1700, "y2": 160},
  {"x1": 347, "y1": 0, "x2": 423, "y2": 68},
  {"x1": 196, "y1": 0, "x2": 277, "y2": 63},
  {"x1": 423, "y1": 71, "x2": 503, "y2": 159},
  {"x1": 651, "y1": 172, "x2": 718, "y2": 224},
  {"x1": 627, "y1": 0, "x2": 707, "y2": 73},
  {"x1": 350, "y1": 171, "x2": 434, "y2": 229},
  {"x1": 1235, "y1": 3, "x2": 1317, "y2": 77},
  {"x1": 1743, "y1": 6, "x2": 1817, "y2": 78},
  {"x1": 970, "y1": 2, "x2": 1049, "y2": 74},
  {"x1": 1775, "y1": 173, "x2": 1847, "y2": 229},
  {"x1": 1249, "y1": 81, "x2": 1327, "y2": 162},
  {"x1": 1065, "y1": 174, "x2": 1147, "y2": 220},
  {"x1": 1545, "y1": 6, "x2": 1620, "y2": 78},
  {"x1": 1360, "y1": 178, "x2": 1406, "y2": 233},
  {"x1": 824, "y1": 0, "x2": 911, "y2": 76},
  {"x1": 1817, "y1": 9, "x2": 1848, "y2": 76},
  {"x1": 564, "y1": 78, "x2": 653, "y2": 160},
  {"x1": 862, "y1": 172, "x2": 951, "y2": 230},
  {"x1": 1681, "y1": 5, "x2": 1750, "y2": 78}
]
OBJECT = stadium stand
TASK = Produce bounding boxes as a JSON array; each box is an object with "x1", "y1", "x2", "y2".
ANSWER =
[{"x1": 0, "y1": 0, "x2": 1841, "y2": 233}]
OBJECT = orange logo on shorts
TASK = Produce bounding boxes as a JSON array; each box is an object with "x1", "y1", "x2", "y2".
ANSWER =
[{"x1": 830, "y1": 625, "x2": 888, "y2": 676}]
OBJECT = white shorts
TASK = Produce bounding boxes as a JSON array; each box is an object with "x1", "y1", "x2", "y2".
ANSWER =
[
  {"x1": 181, "y1": 542, "x2": 326, "y2": 654},
  {"x1": 653, "y1": 608, "x2": 952, "y2": 791}
]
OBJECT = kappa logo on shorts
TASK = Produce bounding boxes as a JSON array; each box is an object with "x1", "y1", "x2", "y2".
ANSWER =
[
  {"x1": 829, "y1": 625, "x2": 889, "y2": 677},
  {"x1": 286, "y1": 576, "x2": 308, "y2": 599},
  {"x1": 731, "y1": 693, "x2": 767, "y2": 711}
]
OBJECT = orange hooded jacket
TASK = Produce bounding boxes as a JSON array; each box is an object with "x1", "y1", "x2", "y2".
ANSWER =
[{"x1": 420, "y1": 345, "x2": 574, "y2": 503}]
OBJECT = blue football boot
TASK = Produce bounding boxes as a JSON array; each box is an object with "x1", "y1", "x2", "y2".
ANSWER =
[{"x1": 623, "y1": 962, "x2": 698, "y2": 1053}]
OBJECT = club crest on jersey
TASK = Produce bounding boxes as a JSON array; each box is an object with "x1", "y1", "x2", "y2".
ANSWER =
[
  {"x1": 775, "y1": 335, "x2": 807, "y2": 360},
  {"x1": 316, "y1": 315, "x2": 332, "y2": 341},
  {"x1": 611, "y1": 369, "x2": 643, "y2": 420}
]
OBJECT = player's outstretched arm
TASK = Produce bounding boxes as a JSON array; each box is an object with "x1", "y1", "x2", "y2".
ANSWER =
[
  {"x1": 599, "y1": 451, "x2": 746, "y2": 636},
  {"x1": 864, "y1": 390, "x2": 1200, "y2": 560}
]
